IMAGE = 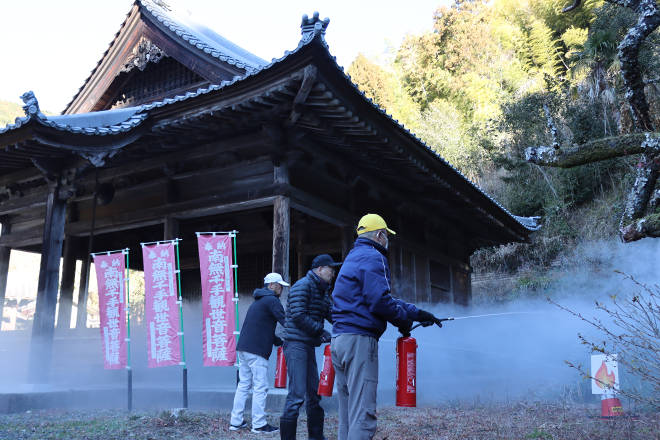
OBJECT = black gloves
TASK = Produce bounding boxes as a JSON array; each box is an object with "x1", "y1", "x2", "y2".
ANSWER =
[
  {"x1": 417, "y1": 309, "x2": 442, "y2": 328},
  {"x1": 274, "y1": 336, "x2": 283, "y2": 347},
  {"x1": 320, "y1": 330, "x2": 332, "y2": 343},
  {"x1": 398, "y1": 319, "x2": 413, "y2": 337}
]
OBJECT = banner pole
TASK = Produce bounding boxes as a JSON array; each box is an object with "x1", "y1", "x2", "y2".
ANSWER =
[
  {"x1": 231, "y1": 230, "x2": 240, "y2": 384},
  {"x1": 125, "y1": 249, "x2": 132, "y2": 411},
  {"x1": 174, "y1": 240, "x2": 187, "y2": 409}
]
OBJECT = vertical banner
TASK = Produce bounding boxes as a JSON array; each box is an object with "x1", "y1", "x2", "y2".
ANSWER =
[
  {"x1": 143, "y1": 242, "x2": 181, "y2": 368},
  {"x1": 198, "y1": 234, "x2": 237, "y2": 366},
  {"x1": 93, "y1": 252, "x2": 127, "y2": 369}
]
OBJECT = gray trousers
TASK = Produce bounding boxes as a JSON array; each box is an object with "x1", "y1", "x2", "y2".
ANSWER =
[{"x1": 331, "y1": 334, "x2": 379, "y2": 440}]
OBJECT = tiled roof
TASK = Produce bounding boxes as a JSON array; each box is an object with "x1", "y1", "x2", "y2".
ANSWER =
[
  {"x1": 139, "y1": 0, "x2": 266, "y2": 72},
  {"x1": 62, "y1": 0, "x2": 266, "y2": 113},
  {"x1": 0, "y1": 106, "x2": 148, "y2": 136}
]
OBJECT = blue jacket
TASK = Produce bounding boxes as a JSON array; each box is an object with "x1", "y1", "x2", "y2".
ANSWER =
[
  {"x1": 236, "y1": 287, "x2": 285, "y2": 359},
  {"x1": 332, "y1": 237, "x2": 420, "y2": 339}
]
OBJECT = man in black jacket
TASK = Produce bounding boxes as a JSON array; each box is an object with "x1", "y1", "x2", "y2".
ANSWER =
[
  {"x1": 280, "y1": 254, "x2": 341, "y2": 440},
  {"x1": 229, "y1": 272, "x2": 288, "y2": 434}
]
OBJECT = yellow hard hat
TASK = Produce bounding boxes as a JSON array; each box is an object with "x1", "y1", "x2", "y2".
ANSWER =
[{"x1": 356, "y1": 214, "x2": 396, "y2": 235}]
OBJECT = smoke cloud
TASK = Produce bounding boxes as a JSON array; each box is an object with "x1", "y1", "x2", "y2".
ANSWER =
[{"x1": 0, "y1": 238, "x2": 658, "y2": 409}]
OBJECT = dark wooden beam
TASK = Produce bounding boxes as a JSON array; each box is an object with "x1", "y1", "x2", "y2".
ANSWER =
[
  {"x1": 164, "y1": 215, "x2": 180, "y2": 241},
  {"x1": 0, "y1": 192, "x2": 48, "y2": 216},
  {"x1": 297, "y1": 241, "x2": 342, "y2": 255},
  {"x1": 27, "y1": 183, "x2": 67, "y2": 383},
  {"x1": 289, "y1": 186, "x2": 357, "y2": 227},
  {"x1": 0, "y1": 131, "x2": 274, "y2": 192},
  {"x1": 284, "y1": 65, "x2": 317, "y2": 128},
  {"x1": 56, "y1": 235, "x2": 79, "y2": 330},
  {"x1": 66, "y1": 189, "x2": 282, "y2": 236}
]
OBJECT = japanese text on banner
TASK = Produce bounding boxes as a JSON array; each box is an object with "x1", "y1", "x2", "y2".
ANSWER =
[
  {"x1": 93, "y1": 253, "x2": 127, "y2": 369},
  {"x1": 142, "y1": 243, "x2": 181, "y2": 368},
  {"x1": 198, "y1": 235, "x2": 236, "y2": 366}
]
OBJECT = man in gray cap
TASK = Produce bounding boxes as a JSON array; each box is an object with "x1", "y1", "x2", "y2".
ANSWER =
[
  {"x1": 279, "y1": 254, "x2": 341, "y2": 440},
  {"x1": 230, "y1": 272, "x2": 288, "y2": 434}
]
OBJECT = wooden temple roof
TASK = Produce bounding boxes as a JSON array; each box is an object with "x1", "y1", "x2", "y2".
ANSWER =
[{"x1": 0, "y1": 8, "x2": 539, "y2": 247}]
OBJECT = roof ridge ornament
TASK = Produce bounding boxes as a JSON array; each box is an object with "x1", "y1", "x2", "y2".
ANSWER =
[
  {"x1": 20, "y1": 91, "x2": 45, "y2": 119},
  {"x1": 120, "y1": 36, "x2": 169, "y2": 74},
  {"x1": 300, "y1": 12, "x2": 330, "y2": 44}
]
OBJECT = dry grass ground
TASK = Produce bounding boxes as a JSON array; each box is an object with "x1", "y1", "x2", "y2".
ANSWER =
[{"x1": 0, "y1": 402, "x2": 658, "y2": 440}]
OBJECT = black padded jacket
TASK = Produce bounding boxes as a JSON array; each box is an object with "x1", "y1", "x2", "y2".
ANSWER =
[{"x1": 282, "y1": 270, "x2": 333, "y2": 346}]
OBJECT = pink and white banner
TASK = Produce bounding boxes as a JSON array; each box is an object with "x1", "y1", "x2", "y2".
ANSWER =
[
  {"x1": 93, "y1": 252, "x2": 127, "y2": 369},
  {"x1": 198, "y1": 234, "x2": 236, "y2": 366},
  {"x1": 142, "y1": 242, "x2": 181, "y2": 368}
]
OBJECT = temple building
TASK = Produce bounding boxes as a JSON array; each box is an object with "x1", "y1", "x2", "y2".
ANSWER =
[{"x1": 0, "y1": 0, "x2": 538, "y2": 383}]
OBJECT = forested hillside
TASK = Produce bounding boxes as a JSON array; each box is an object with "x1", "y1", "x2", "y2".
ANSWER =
[
  {"x1": 0, "y1": 100, "x2": 25, "y2": 126},
  {"x1": 348, "y1": 0, "x2": 660, "y2": 302}
]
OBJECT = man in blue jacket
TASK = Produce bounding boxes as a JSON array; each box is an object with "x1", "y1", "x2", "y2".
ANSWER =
[
  {"x1": 331, "y1": 214, "x2": 442, "y2": 440},
  {"x1": 229, "y1": 272, "x2": 288, "y2": 434},
  {"x1": 280, "y1": 254, "x2": 341, "y2": 440}
]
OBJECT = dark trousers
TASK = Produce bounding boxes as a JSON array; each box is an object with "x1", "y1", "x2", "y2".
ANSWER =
[{"x1": 281, "y1": 339, "x2": 324, "y2": 419}]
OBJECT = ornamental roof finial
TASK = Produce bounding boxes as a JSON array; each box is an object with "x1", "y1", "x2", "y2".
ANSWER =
[
  {"x1": 300, "y1": 12, "x2": 330, "y2": 42},
  {"x1": 20, "y1": 91, "x2": 41, "y2": 117}
]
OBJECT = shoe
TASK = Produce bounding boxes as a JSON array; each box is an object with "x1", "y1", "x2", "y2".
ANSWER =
[
  {"x1": 252, "y1": 423, "x2": 280, "y2": 433},
  {"x1": 229, "y1": 421, "x2": 247, "y2": 431}
]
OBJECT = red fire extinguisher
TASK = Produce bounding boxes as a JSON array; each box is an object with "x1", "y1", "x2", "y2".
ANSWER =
[
  {"x1": 317, "y1": 344, "x2": 335, "y2": 397},
  {"x1": 396, "y1": 336, "x2": 417, "y2": 407},
  {"x1": 275, "y1": 346, "x2": 287, "y2": 388}
]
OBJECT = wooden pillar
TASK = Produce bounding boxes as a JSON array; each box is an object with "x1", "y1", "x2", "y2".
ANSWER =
[
  {"x1": 27, "y1": 183, "x2": 67, "y2": 383},
  {"x1": 75, "y1": 254, "x2": 90, "y2": 330},
  {"x1": 341, "y1": 226, "x2": 354, "y2": 261},
  {"x1": 164, "y1": 216, "x2": 180, "y2": 241},
  {"x1": 0, "y1": 221, "x2": 11, "y2": 312},
  {"x1": 56, "y1": 235, "x2": 79, "y2": 330},
  {"x1": 273, "y1": 161, "x2": 290, "y2": 302},
  {"x1": 297, "y1": 225, "x2": 307, "y2": 281}
]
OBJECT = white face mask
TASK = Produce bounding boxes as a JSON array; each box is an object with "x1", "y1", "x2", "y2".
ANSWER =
[{"x1": 379, "y1": 232, "x2": 389, "y2": 250}]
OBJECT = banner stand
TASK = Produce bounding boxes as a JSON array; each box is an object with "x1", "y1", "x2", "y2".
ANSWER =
[
  {"x1": 124, "y1": 249, "x2": 132, "y2": 411},
  {"x1": 140, "y1": 238, "x2": 186, "y2": 408},
  {"x1": 91, "y1": 247, "x2": 131, "y2": 410},
  {"x1": 230, "y1": 231, "x2": 240, "y2": 383},
  {"x1": 174, "y1": 239, "x2": 187, "y2": 409},
  {"x1": 196, "y1": 231, "x2": 240, "y2": 382}
]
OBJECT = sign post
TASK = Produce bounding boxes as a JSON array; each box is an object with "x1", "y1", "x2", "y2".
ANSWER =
[{"x1": 591, "y1": 354, "x2": 623, "y2": 418}]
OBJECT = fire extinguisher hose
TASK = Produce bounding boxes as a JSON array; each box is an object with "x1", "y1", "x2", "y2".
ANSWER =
[{"x1": 410, "y1": 317, "x2": 454, "y2": 332}]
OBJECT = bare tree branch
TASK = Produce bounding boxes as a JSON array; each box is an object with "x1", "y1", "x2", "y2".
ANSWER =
[{"x1": 562, "y1": 0, "x2": 582, "y2": 13}]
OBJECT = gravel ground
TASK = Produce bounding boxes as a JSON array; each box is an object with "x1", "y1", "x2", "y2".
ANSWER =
[{"x1": 0, "y1": 402, "x2": 658, "y2": 439}]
